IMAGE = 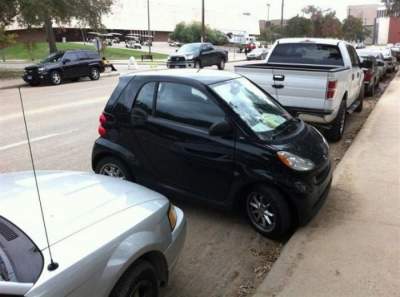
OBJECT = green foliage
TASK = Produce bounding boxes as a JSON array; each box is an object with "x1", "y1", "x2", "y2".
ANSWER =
[
  {"x1": 342, "y1": 16, "x2": 369, "y2": 42},
  {"x1": 285, "y1": 16, "x2": 312, "y2": 37},
  {"x1": 0, "y1": 0, "x2": 17, "y2": 26},
  {"x1": 260, "y1": 23, "x2": 283, "y2": 43},
  {"x1": 170, "y1": 22, "x2": 228, "y2": 45},
  {"x1": 301, "y1": 6, "x2": 342, "y2": 38},
  {"x1": 1, "y1": 42, "x2": 168, "y2": 61},
  {"x1": 0, "y1": 26, "x2": 16, "y2": 61},
  {"x1": 382, "y1": 0, "x2": 400, "y2": 16}
]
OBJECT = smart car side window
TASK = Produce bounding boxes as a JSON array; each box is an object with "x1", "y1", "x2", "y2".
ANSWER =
[
  {"x1": 155, "y1": 82, "x2": 225, "y2": 129},
  {"x1": 133, "y1": 82, "x2": 156, "y2": 115}
]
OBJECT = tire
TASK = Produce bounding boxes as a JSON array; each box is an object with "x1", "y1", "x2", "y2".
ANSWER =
[
  {"x1": 217, "y1": 59, "x2": 225, "y2": 70},
  {"x1": 325, "y1": 100, "x2": 347, "y2": 142},
  {"x1": 367, "y1": 82, "x2": 375, "y2": 97},
  {"x1": 354, "y1": 86, "x2": 364, "y2": 113},
  {"x1": 50, "y1": 70, "x2": 62, "y2": 85},
  {"x1": 89, "y1": 67, "x2": 100, "y2": 80},
  {"x1": 110, "y1": 260, "x2": 159, "y2": 297},
  {"x1": 194, "y1": 61, "x2": 202, "y2": 69},
  {"x1": 94, "y1": 156, "x2": 132, "y2": 181},
  {"x1": 245, "y1": 184, "x2": 291, "y2": 240}
]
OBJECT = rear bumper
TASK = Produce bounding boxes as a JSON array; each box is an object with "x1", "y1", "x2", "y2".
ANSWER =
[
  {"x1": 285, "y1": 106, "x2": 336, "y2": 125},
  {"x1": 164, "y1": 207, "x2": 187, "y2": 273}
]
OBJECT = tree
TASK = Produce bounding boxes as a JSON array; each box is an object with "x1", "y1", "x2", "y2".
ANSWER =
[
  {"x1": 342, "y1": 16, "x2": 369, "y2": 42},
  {"x1": 382, "y1": 0, "x2": 400, "y2": 16},
  {"x1": 0, "y1": 0, "x2": 17, "y2": 26},
  {"x1": 170, "y1": 22, "x2": 227, "y2": 45},
  {"x1": 285, "y1": 16, "x2": 312, "y2": 37},
  {"x1": 302, "y1": 6, "x2": 342, "y2": 38},
  {"x1": 0, "y1": 26, "x2": 16, "y2": 61},
  {"x1": 14, "y1": 0, "x2": 115, "y2": 53},
  {"x1": 260, "y1": 23, "x2": 282, "y2": 43}
]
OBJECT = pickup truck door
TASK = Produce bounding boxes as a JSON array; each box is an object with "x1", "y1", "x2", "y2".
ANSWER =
[
  {"x1": 272, "y1": 68, "x2": 328, "y2": 111},
  {"x1": 346, "y1": 45, "x2": 363, "y2": 104}
]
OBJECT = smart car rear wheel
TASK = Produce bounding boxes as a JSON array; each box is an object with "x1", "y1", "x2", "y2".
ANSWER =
[
  {"x1": 218, "y1": 59, "x2": 225, "y2": 70},
  {"x1": 111, "y1": 260, "x2": 159, "y2": 297},
  {"x1": 245, "y1": 185, "x2": 291, "y2": 240},
  {"x1": 89, "y1": 67, "x2": 100, "y2": 80},
  {"x1": 95, "y1": 157, "x2": 132, "y2": 181}
]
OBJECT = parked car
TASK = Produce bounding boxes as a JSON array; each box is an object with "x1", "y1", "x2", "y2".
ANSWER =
[
  {"x1": 357, "y1": 49, "x2": 387, "y2": 80},
  {"x1": 0, "y1": 171, "x2": 186, "y2": 297},
  {"x1": 167, "y1": 43, "x2": 228, "y2": 70},
  {"x1": 381, "y1": 48, "x2": 398, "y2": 73},
  {"x1": 246, "y1": 48, "x2": 269, "y2": 60},
  {"x1": 359, "y1": 55, "x2": 379, "y2": 96},
  {"x1": 23, "y1": 50, "x2": 105, "y2": 86},
  {"x1": 91, "y1": 69, "x2": 332, "y2": 239},
  {"x1": 235, "y1": 38, "x2": 365, "y2": 142}
]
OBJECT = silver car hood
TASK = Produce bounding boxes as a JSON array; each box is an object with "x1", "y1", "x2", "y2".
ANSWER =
[{"x1": 0, "y1": 171, "x2": 167, "y2": 250}]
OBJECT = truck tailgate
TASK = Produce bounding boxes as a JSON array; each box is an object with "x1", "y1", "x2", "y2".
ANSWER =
[{"x1": 271, "y1": 68, "x2": 329, "y2": 110}]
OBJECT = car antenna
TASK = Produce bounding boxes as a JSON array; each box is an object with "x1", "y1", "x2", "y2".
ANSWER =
[{"x1": 17, "y1": 87, "x2": 59, "y2": 272}]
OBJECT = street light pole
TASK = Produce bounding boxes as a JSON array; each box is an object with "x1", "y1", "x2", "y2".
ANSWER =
[
  {"x1": 147, "y1": 0, "x2": 151, "y2": 55},
  {"x1": 280, "y1": 0, "x2": 284, "y2": 28},
  {"x1": 267, "y1": 3, "x2": 270, "y2": 22},
  {"x1": 201, "y1": 0, "x2": 205, "y2": 42}
]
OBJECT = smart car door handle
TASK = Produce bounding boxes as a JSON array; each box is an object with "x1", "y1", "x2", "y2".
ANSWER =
[
  {"x1": 272, "y1": 84, "x2": 284, "y2": 89},
  {"x1": 273, "y1": 74, "x2": 285, "y2": 81}
]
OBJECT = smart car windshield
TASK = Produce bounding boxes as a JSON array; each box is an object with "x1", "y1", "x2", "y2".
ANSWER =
[
  {"x1": 40, "y1": 52, "x2": 64, "y2": 64},
  {"x1": 211, "y1": 78, "x2": 292, "y2": 139}
]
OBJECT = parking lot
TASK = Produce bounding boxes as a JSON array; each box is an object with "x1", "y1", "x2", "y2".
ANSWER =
[{"x1": 0, "y1": 62, "x2": 395, "y2": 297}]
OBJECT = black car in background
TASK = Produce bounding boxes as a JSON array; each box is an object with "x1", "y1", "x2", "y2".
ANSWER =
[
  {"x1": 91, "y1": 69, "x2": 332, "y2": 239},
  {"x1": 23, "y1": 50, "x2": 105, "y2": 86},
  {"x1": 167, "y1": 43, "x2": 228, "y2": 70}
]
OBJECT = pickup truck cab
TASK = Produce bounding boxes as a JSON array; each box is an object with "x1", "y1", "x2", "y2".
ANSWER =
[
  {"x1": 235, "y1": 38, "x2": 364, "y2": 141},
  {"x1": 167, "y1": 42, "x2": 228, "y2": 70}
]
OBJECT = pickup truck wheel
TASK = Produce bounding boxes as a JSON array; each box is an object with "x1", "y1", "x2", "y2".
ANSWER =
[
  {"x1": 50, "y1": 70, "x2": 62, "y2": 85},
  {"x1": 245, "y1": 185, "x2": 291, "y2": 240},
  {"x1": 89, "y1": 67, "x2": 100, "y2": 80},
  {"x1": 355, "y1": 86, "x2": 364, "y2": 112},
  {"x1": 326, "y1": 100, "x2": 346, "y2": 142},
  {"x1": 218, "y1": 59, "x2": 225, "y2": 70}
]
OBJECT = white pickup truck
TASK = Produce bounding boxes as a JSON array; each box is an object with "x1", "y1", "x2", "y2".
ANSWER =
[{"x1": 235, "y1": 38, "x2": 364, "y2": 141}]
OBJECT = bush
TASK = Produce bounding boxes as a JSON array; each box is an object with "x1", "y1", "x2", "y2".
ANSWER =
[{"x1": 170, "y1": 22, "x2": 228, "y2": 45}]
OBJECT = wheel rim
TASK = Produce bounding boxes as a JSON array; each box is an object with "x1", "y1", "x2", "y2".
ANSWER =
[
  {"x1": 91, "y1": 68, "x2": 99, "y2": 79},
  {"x1": 52, "y1": 72, "x2": 61, "y2": 84},
  {"x1": 99, "y1": 163, "x2": 126, "y2": 179},
  {"x1": 247, "y1": 192, "x2": 276, "y2": 232},
  {"x1": 220, "y1": 60, "x2": 225, "y2": 69},
  {"x1": 130, "y1": 280, "x2": 155, "y2": 297}
]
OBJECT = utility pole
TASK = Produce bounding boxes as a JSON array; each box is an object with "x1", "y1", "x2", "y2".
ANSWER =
[
  {"x1": 147, "y1": 0, "x2": 151, "y2": 55},
  {"x1": 280, "y1": 0, "x2": 284, "y2": 28},
  {"x1": 267, "y1": 3, "x2": 271, "y2": 22},
  {"x1": 201, "y1": 0, "x2": 205, "y2": 42}
]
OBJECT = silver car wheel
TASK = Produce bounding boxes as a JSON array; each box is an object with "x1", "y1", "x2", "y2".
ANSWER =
[
  {"x1": 247, "y1": 192, "x2": 276, "y2": 232},
  {"x1": 130, "y1": 280, "x2": 155, "y2": 297},
  {"x1": 99, "y1": 163, "x2": 126, "y2": 180}
]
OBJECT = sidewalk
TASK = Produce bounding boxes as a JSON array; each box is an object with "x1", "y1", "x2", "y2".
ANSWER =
[{"x1": 254, "y1": 74, "x2": 400, "y2": 297}]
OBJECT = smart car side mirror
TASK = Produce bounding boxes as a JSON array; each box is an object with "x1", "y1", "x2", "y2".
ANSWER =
[{"x1": 209, "y1": 120, "x2": 232, "y2": 137}]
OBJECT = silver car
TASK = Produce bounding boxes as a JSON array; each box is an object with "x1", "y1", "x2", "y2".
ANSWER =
[{"x1": 0, "y1": 171, "x2": 186, "y2": 297}]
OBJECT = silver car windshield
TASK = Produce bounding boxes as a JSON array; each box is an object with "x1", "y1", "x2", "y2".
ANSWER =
[{"x1": 211, "y1": 78, "x2": 292, "y2": 137}]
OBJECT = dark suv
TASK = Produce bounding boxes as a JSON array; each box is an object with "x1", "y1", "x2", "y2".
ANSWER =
[
  {"x1": 23, "y1": 50, "x2": 105, "y2": 86},
  {"x1": 91, "y1": 69, "x2": 332, "y2": 239}
]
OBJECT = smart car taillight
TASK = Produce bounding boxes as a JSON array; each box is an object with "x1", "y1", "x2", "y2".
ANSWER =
[
  {"x1": 364, "y1": 70, "x2": 373, "y2": 82},
  {"x1": 326, "y1": 80, "x2": 337, "y2": 99},
  {"x1": 98, "y1": 113, "x2": 107, "y2": 137}
]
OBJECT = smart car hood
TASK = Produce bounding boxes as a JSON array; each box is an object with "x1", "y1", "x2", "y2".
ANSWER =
[{"x1": 0, "y1": 171, "x2": 166, "y2": 250}]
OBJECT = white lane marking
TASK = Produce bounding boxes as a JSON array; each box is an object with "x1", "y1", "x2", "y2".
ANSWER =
[
  {"x1": 0, "y1": 96, "x2": 107, "y2": 123},
  {"x1": 0, "y1": 129, "x2": 78, "y2": 151}
]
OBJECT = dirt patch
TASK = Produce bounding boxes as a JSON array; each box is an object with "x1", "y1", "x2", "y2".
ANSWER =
[{"x1": 160, "y1": 73, "x2": 396, "y2": 297}]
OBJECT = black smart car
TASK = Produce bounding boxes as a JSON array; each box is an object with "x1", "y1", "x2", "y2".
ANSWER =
[
  {"x1": 92, "y1": 69, "x2": 332, "y2": 239},
  {"x1": 23, "y1": 50, "x2": 105, "y2": 86}
]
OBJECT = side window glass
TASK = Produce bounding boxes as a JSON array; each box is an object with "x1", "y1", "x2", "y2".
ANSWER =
[
  {"x1": 133, "y1": 82, "x2": 156, "y2": 115},
  {"x1": 156, "y1": 82, "x2": 225, "y2": 129},
  {"x1": 64, "y1": 52, "x2": 78, "y2": 61}
]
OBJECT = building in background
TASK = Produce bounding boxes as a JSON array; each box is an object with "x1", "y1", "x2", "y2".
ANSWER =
[
  {"x1": 348, "y1": 4, "x2": 380, "y2": 44},
  {"x1": 376, "y1": 7, "x2": 400, "y2": 44},
  {"x1": 6, "y1": 0, "x2": 260, "y2": 43}
]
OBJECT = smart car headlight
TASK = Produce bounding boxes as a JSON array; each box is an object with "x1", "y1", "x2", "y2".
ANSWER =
[{"x1": 277, "y1": 151, "x2": 315, "y2": 171}]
